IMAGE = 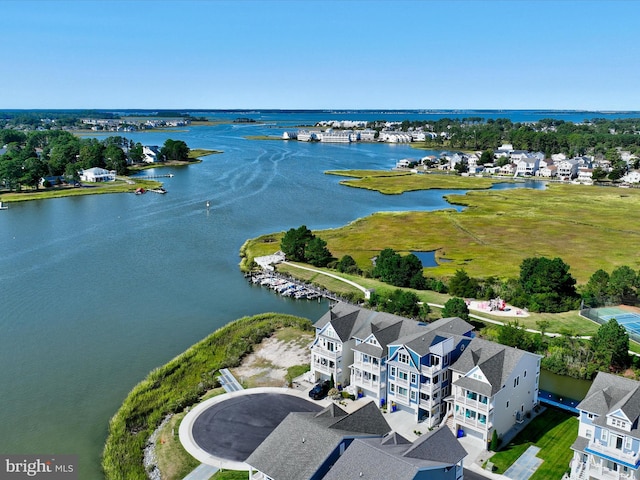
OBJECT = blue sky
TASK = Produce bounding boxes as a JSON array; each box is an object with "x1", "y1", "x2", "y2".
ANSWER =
[{"x1": 1, "y1": 0, "x2": 639, "y2": 110}]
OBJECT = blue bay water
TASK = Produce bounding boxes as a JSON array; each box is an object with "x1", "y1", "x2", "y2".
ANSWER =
[{"x1": 0, "y1": 111, "x2": 586, "y2": 477}]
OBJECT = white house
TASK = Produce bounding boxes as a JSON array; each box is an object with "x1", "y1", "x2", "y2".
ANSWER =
[
  {"x1": 622, "y1": 170, "x2": 640, "y2": 184},
  {"x1": 515, "y1": 155, "x2": 541, "y2": 176},
  {"x1": 449, "y1": 338, "x2": 541, "y2": 445},
  {"x1": 556, "y1": 159, "x2": 580, "y2": 179},
  {"x1": 538, "y1": 165, "x2": 558, "y2": 178},
  {"x1": 143, "y1": 145, "x2": 161, "y2": 163},
  {"x1": 79, "y1": 167, "x2": 115, "y2": 182},
  {"x1": 569, "y1": 372, "x2": 640, "y2": 480}
]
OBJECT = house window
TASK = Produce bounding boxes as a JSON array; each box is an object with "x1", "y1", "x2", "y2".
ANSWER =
[
  {"x1": 410, "y1": 391, "x2": 417, "y2": 402},
  {"x1": 326, "y1": 341, "x2": 335, "y2": 352},
  {"x1": 615, "y1": 436, "x2": 623, "y2": 450},
  {"x1": 625, "y1": 436, "x2": 632, "y2": 450},
  {"x1": 362, "y1": 354, "x2": 370, "y2": 363},
  {"x1": 398, "y1": 353, "x2": 410, "y2": 364},
  {"x1": 390, "y1": 383, "x2": 395, "y2": 393},
  {"x1": 514, "y1": 376, "x2": 520, "y2": 388},
  {"x1": 601, "y1": 430, "x2": 608, "y2": 442},
  {"x1": 410, "y1": 373, "x2": 417, "y2": 384},
  {"x1": 398, "y1": 371, "x2": 408, "y2": 381},
  {"x1": 585, "y1": 429, "x2": 592, "y2": 439},
  {"x1": 398, "y1": 386, "x2": 408, "y2": 396},
  {"x1": 506, "y1": 401, "x2": 509, "y2": 408},
  {"x1": 390, "y1": 366, "x2": 396, "y2": 377}
]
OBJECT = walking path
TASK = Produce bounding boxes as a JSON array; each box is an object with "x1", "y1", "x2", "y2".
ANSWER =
[
  {"x1": 503, "y1": 446, "x2": 543, "y2": 480},
  {"x1": 219, "y1": 368, "x2": 244, "y2": 392}
]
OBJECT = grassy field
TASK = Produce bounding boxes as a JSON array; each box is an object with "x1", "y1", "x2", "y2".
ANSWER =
[
  {"x1": 102, "y1": 313, "x2": 314, "y2": 480},
  {"x1": 0, "y1": 178, "x2": 162, "y2": 202},
  {"x1": 489, "y1": 408, "x2": 578, "y2": 480},
  {"x1": 311, "y1": 182, "x2": 640, "y2": 283},
  {"x1": 189, "y1": 148, "x2": 222, "y2": 158},
  {"x1": 325, "y1": 169, "x2": 500, "y2": 194}
]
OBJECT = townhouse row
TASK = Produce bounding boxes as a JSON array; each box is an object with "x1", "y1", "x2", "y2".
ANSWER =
[{"x1": 310, "y1": 302, "x2": 541, "y2": 446}]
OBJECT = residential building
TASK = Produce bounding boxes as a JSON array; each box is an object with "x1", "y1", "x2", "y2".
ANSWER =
[
  {"x1": 143, "y1": 145, "x2": 161, "y2": 163},
  {"x1": 515, "y1": 155, "x2": 541, "y2": 176},
  {"x1": 246, "y1": 401, "x2": 391, "y2": 480},
  {"x1": 538, "y1": 165, "x2": 558, "y2": 178},
  {"x1": 386, "y1": 317, "x2": 474, "y2": 427},
  {"x1": 556, "y1": 159, "x2": 580, "y2": 179},
  {"x1": 79, "y1": 167, "x2": 115, "y2": 182},
  {"x1": 323, "y1": 426, "x2": 467, "y2": 480},
  {"x1": 622, "y1": 170, "x2": 640, "y2": 184},
  {"x1": 577, "y1": 167, "x2": 594, "y2": 184},
  {"x1": 570, "y1": 372, "x2": 640, "y2": 480},
  {"x1": 448, "y1": 338, "x2": 542, "y2": 445},
  {"x1": 310, "y1": 303, "x2": 424, "y2": 391}
]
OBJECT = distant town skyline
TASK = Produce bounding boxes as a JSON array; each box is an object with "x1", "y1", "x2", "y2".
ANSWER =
[{"x1": 2, "y1": 0, "x2": 639, "y2": 111}]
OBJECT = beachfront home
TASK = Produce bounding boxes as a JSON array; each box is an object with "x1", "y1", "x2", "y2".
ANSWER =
[
  {"x1": 79, "y1": 167, "x2": 116, "y2": 182},
  {"x1": 386, "y1": 317, "x2": 474, "y2": 427},
  {"x1": 323, "y1": 426, "x2": 467, "y2": 480},
  {"x1": 448, "y1": 338, "x2": 541, "y2": 445},
  {"x1": 569, "y1": 372, "x2": 640, "y2": 480},
  {"x1": 246, "y1": 401, "x2": 391, "y2": 480},
  {"x1": 538, "y1": 164, "x2": 558, "y2": 178}
]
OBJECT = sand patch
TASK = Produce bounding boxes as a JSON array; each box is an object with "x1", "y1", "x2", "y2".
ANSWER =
[{"x1": 231, "y1": 333, "x2": 313, "y2": 388}]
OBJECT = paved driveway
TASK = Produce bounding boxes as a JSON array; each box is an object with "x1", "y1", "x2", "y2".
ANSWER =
[{"x1": 180, "y1": 387, "x2": 325, "y2": 470}]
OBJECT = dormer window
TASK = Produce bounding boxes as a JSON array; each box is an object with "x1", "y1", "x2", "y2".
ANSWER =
[
  {"x1": 398, "y1": 353, "x2": 410, "y2": 364},
  {"x1": 608, "y1": 417, "x2": 628, "y2": 430}
]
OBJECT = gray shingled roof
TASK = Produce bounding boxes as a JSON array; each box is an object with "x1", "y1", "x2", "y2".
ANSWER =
[
  {"x1": 450, "y1": 338, "x2": 535, "y2": 396},
  {"x1": 322, "y1": 426, "x2": 466, "y2": 480},
  {"x1": 577, "y1": 372, "x2": 640, "y2": 435},
  {"x1": 246, "y1": 401, "x2": 391, "y2": 480}
]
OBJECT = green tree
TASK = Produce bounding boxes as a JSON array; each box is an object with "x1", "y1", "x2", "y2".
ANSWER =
[
  {"x1": 160, "y1": 139, "x2": 190, "y2": 161},
  {"x1": 104, "y1": 144, "x2": 128, "y2": 175},
  {"x1": 608, "y1": 266, "x2": 638, "y2": 299},
  {"x1": 304, "y1": 236, "x2": 333, "y2": 267},
  {"x1": 280, "y1": 225, "x2": 314, "y2": 262},
  {"x1": 448, "y1": 269, "x2": 480, "y2": 298},
  {"x1": 582, "y1": 269, "x2": 610, "y2": 307},
  {"x1": 590, "y1": 318, "x2": 630, "y2": 372},
  {"x1": 479, "y1": 149, "x2": 494, "y2": 165},
  {"x1": 518, "y1": 257, "x2": 579, "y2": 312},
  {"x1": 336, "y1": 255, "x2": 361, "y2": 275},
  {"x1": 441, "y1": 297, "x2": 470, "y2": 321}
]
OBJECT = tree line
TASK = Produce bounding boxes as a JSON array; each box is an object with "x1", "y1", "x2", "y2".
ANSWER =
[{"x1": 0, "y1": 129, "x2": 189, "y2": 191}]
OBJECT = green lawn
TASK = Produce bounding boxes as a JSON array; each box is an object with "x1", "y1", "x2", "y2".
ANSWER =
[{"x1": 490, "y1": 408, "x2": 578, "y2": 480}]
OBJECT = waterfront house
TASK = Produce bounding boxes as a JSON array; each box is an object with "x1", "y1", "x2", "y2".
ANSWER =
[
  {"x1": 515, "y1": 155, "x2": 541, "y2": 176},
  {"x1": 322, "y1": 426, "x2": 467, "y2": 480},
  {"x1": 448, "y1": 338, "x2": 541, "y2": 445},
  {"x1": 538, "y1": 164, "x2": 558, "y2": 178},
  {"x1": 556, "y1": 159, "x2": 580, "y2": 179},
  {"x1": 577, "y1": 167, "x2": 594, "y2": 184},
  {"x1": 246, "y1": 401, "x2": 391, "y2": 480},
  {"x1": 79, "y1": 167, "x2": 116, "y2": 182},
  {"x1": 310, "y1": 303, "x2": 422, "y2": 389},
  {"x1": 386, "y1": 317, "x2": 474, "y2": 427},
  {"x1": 143, "y1": 145, "x2": 161, "y2": 163},
  {"x1": 499, "y1": 163, "x2": 517, "y2": 175},
  {"x1": 569, "y1": 372, "x2": 640, "y2": 480}
]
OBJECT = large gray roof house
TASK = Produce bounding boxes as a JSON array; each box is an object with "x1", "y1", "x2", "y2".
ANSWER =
[{"x1": 246, "y1": 401, "x2": 391, "y2": 480}]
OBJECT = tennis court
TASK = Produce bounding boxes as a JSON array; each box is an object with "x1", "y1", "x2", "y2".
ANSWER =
[{"x1": 590, "y1": 306, "x2": 640, "y2": 338}]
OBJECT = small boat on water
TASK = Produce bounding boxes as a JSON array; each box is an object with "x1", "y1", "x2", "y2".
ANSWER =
[
  {"x1": 150, "y1": 187, "x2": 167, "y2": 194},
  {"x1": 135, "y1": 188, "x2": 146, "y2": 195},
  {"x1": 0, "y1": 201, "x2": 7, "y2": 210}
]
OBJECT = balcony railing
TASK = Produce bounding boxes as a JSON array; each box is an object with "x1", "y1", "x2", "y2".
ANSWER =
[
  {"x1": 586, "y1": 440, "x2": 640, "y2": 467},
  {"x1": 311, "y1": 347, "x2": 339, "y2": 359},
  {"x1": 421, "y1": 364, "x2": 443, "y2": 376},
  {"x1": 454, "y1": 412, "x2": 491, "y2": 431},
  {"x1": 456, "y1": 396, "x2": 491, "y2": 412}
]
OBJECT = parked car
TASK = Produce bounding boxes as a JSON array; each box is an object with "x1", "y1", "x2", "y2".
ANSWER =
[{"x1": 308, "y1": 380, "x2": 331, "y2": 400}]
